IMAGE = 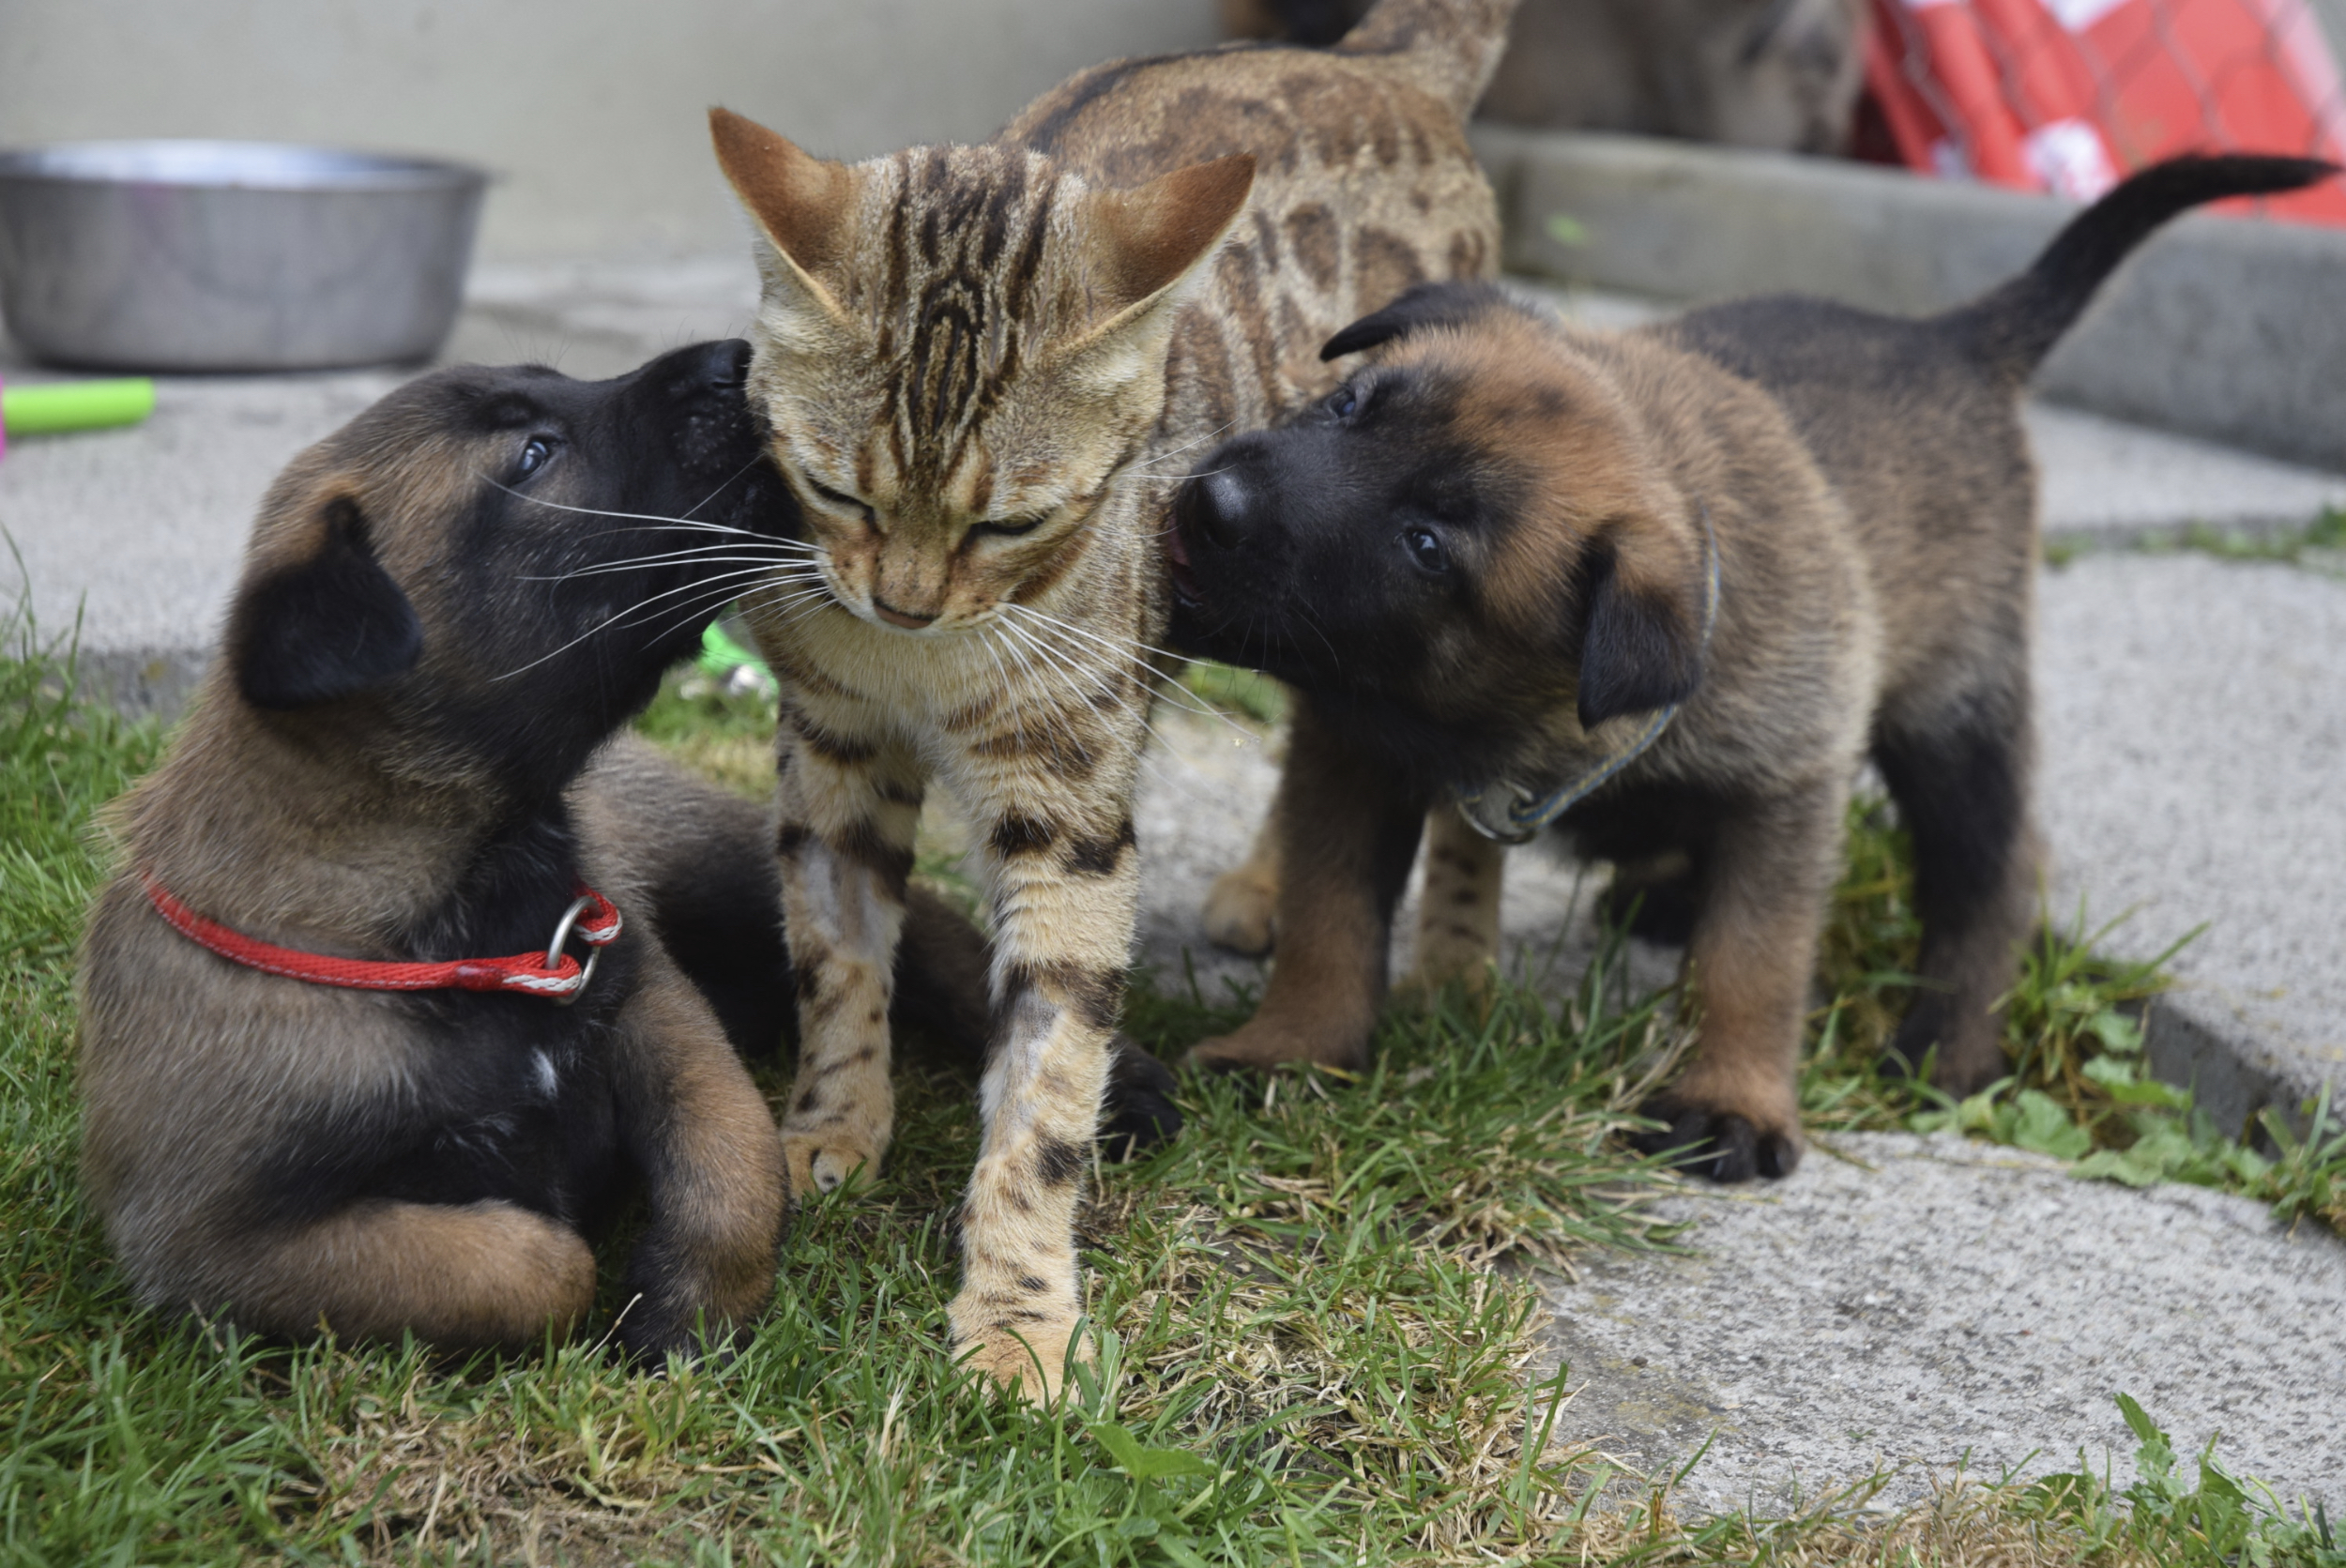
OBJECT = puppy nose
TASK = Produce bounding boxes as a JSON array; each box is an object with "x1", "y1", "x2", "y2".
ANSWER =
[
  {"x1": 1180, "y1": 467, "x2": 1257, "y2": 551},
  {"x1": 696, "y1": 338, "x2": 752, "y2": 391}
]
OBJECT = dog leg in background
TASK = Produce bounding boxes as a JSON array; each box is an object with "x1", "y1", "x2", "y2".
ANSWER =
[
  {"x1": 1201, "y1": 799, "x2": 1282, "y2": 956},
  {"x1": 1641, "y1": 778, "x2": 1850, "y2": 1180},
  {"x1": 774, "y1": 723, "x2": 924, "y2": 1195},
  {"x1": 1396, "y1": 802, "x2": 1505, "y2": 1005},
  {"x1": 1874, "y1": 697, "x2": 2042, "y2": 1095},
  {"x1": 609, "y1": 962, "x2": 787, "y2": 1358},
  {"x1": 223, "y1": 1201, "x2": 596, "y2": 1348},
  {"x1": 1189, "y1": 703, "x2": 1427, "y2": 1073}
]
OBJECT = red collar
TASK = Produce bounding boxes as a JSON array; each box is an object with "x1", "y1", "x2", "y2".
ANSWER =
[{"x1": 142, "y1": 874, "x2": 623, "y2": 1003}]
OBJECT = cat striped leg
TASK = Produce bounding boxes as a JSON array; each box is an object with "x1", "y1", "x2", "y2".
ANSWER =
[
  {"x1": 949, "y1": 782, "x2": 1141, "y2": 1400},
  {"x1": 773, "y1": 707, "x2": 924, "y2": 1198}
]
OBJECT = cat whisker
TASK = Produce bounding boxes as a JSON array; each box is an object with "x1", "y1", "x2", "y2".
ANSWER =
[
  {"x1": 520, "y1": 545, "x2": 814, "y2": 584},
  {"x1": 994, "y1": 611, "x2": 1184, "y2": 754},
  {"x1": 489, "y1": 565, "x2": 819, "y2": 681},
  {"x1": 1134, "y1": 419, "x2": 1237, "y2": 472},
  {"x1": 997, "y1": 603, "x2": 1246, "y2": 735}
]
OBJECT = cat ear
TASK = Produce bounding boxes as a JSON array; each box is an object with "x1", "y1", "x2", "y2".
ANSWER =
[
  {"x1": 709, "y1": 107, "x2": 858, "y2": 331},
  {"x1": 1575, "y1": 507, "x2": 1710, "y2": 731},
  {"x1": 1077, "y1": 154, "x2": 1257, "y2": 335},
  {"x1": 1321, "y1": 281, "x2": 1513, "y2": 360},
  {"x1": 231, "y1": 494, "x2": 423, "y2": 711}
]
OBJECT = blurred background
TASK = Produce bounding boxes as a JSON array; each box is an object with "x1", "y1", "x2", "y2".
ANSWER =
[
  {"x1": 0, "y1": 0, "x2": 1226, "y2": 260},
  {"x1": 8, "y1": 0, "x2": 2345, "y2": 262}
]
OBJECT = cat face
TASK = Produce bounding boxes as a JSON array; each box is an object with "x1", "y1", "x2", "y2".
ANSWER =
[{"x1": 712, "y1": 111, "x2": 1254, "y2": 632}]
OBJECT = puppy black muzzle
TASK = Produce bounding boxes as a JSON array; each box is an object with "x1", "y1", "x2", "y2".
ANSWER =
[{"x1": 1167, "y1": 430, "x2": 1324, "y2": 676}]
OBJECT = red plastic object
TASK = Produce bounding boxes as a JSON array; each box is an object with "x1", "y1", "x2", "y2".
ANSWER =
[{"x1": 1865, "y1": 0, "x2": 2346, "y2": 224}]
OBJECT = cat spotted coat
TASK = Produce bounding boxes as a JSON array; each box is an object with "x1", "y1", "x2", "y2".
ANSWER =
[{"x1": 711, "y1": 0, "x2": 1516, "y2": 1396}]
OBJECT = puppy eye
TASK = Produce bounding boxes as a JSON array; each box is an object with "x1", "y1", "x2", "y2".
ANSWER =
[
  {"x1": 1326, "y1": 384, "x2": 1360, "y2": 419},
  {"x1": 971, "y1": 514, "x2": 1047, "y2": 539},
  {"x1": 1402, "y1": 525, "x2": 1450, "y2": 576},
  {"x1": 516, "y1": 436, "x2": 556, "y2": 477}
]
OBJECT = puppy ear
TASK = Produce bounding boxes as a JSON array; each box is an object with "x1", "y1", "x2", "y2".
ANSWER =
[
  {"x1": 1320, "y1": 281, "x2": 1513, "y2": 361},
  {"x1": 1576, "y1": 513, "x2": 1709, "y2": 731},
  {"x1": 232, "y1": 495, "x2": 422, "y2": 710}
]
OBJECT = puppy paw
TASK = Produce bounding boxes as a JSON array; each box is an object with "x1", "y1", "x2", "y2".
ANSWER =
[
  {"x1": 781, "y1": 1127, "x2": 883, "y2": 1198},
  {"x1": 1186, "y1": 1018, "x2": 1366, "y2": 1075},
  {"x1": 1887, "y1": 1001, "x2": 2008, "y2": 1097},
  {"x1": 1632, "y1": 1094, "x2": 1803, "y2": 1182},
  {"x1": 1598, "y1": 874, "x2": 1701, "y2": 948},
  {"x1": 1100, "y1": 1034, "x2": 1182, "y2": 1161},
  {"x1": 1201, "y1": 865, "x2": 1278, "y2": 956}
]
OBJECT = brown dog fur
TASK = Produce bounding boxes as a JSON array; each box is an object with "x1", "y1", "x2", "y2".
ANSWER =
[
  {"x1": 1164, "y1": 155, "x2": 2338, "y2": 1181},
  {"x1": 77, "y1": 344, "x2": 809, "y2": 1356}
]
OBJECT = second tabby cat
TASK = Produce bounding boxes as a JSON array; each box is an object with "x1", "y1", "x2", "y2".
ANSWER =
[{"x1": 709, "y1": 0, "x2": 1516, "y2": 1396}]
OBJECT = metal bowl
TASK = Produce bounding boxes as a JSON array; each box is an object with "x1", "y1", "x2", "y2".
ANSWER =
[{"x1": 0, "y1": 140, "x2": 486, "y2": 372}]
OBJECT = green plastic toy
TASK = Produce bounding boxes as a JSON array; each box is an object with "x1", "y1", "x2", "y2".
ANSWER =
[{"x1": 0, "y1": 376, "x2": 156, "y2": 461}]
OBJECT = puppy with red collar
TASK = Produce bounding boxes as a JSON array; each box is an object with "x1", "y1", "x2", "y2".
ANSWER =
[
  {"x1": 1165, "y1": 155, "x2": 2334, "y2": 1180},
  {"x1": 76, "y1": 342, "x2": 1041, "y2": 1356}
]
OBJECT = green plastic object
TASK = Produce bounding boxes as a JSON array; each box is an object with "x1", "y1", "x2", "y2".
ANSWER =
[
  {"x1": 0, "y1": 377, "x2": 156, "y2": 435},
  {"x1": 697, "y1": 619, "x2": 768, "y2": 676}
]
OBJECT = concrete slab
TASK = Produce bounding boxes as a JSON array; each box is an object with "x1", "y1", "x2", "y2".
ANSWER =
[
  {"x1": 2037, "y1": 553, "x2": 2346, "y2": 1131},
  {"x1": 1535, "y1": 1130, "x2": 2346, "y2": 1515},
  {"x1": 1514, "y1": 282, "x2": 2346, "y2": 543},
  {"x1": 1475, "y1": 127, "x2": 2346, "y2": 473}
]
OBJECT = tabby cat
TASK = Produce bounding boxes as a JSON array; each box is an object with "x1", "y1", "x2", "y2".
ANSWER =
[{"x1": 709, "y1": 0, "x2": 1516, "y2": 1397}]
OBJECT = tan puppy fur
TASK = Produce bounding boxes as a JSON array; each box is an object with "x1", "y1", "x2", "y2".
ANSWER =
[
  {"x1": 79, "y1": 344, "x2": 797, "y2": 1357},
  {"x1": 1165, "y1": 155, "x2": 2338, "y2": 1181}
]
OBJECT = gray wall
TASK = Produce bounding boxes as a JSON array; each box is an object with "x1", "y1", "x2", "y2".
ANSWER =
[{"x1": 0, "y1": 0, "x2": 1223, "y2": 260}]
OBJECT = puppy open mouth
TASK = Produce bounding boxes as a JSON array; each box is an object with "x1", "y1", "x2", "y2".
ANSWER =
[{"x1": 1163, "y1": 509, "x2": 1204, "y2": 607}]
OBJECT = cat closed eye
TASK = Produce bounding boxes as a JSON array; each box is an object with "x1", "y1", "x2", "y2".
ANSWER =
[
  {"x1": 800, "y1": 476, "x2": 875, "y2": 520},
  {"x1": 971, "y1": 515, "x2": 1049, "y2": 538}
]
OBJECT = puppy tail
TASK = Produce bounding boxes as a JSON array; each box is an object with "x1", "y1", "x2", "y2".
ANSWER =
[
  {"x1": 1334, "y1": 0, "x2": 1521, "y2": 118},
  {"x1": 1944, "y1": 153, "x2": 2337, "y2": 380}
]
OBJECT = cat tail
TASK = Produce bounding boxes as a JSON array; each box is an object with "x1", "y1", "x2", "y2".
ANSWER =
[
  {"x1": 1938, "y1": 153, "x2": 2336, "y2": 383},
  {"x1": 1334, "y1": 0, "x2": 1519, "y2": 119}
]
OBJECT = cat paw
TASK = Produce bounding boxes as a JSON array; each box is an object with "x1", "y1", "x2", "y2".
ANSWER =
[
  {"x1": 1391, "y1": 955, "x2": 1496, "y2": 1013},
  {"x1": 1630, "y1": 1092, "x2": 1803, "y2": 1183},
  {"x1": 952, "y1": 1300, "x2": 1085, "y2": 1402},
  {"x1": 1201, "y1": 864, "x2": 1277, "y2": 955},
  {"x1": 781, "y1": 1127, "x2": 883, "y2": 1198}
]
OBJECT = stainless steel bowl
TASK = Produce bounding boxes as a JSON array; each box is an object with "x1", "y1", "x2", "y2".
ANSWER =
[{"x1": 0, "y1": 140, "x2": 486, "y2": 372}]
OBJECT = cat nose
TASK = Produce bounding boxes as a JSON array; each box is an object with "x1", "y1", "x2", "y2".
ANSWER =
[{"x1": 1179, "y1": 467, "x2": 1257, "y2": 551}]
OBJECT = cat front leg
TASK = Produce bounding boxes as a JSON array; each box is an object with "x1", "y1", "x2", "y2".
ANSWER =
[
  {"x1": 949, "y1": 777, "x2": 1142, "y2": 1400},
  {"x1": 773, "y1": 706, "x2": 923, "y2": 1198}
]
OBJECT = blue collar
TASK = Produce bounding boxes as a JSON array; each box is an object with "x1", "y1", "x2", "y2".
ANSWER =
[{"x1": 1455, "y1": 506, "x2": 1721, "y2": 845}]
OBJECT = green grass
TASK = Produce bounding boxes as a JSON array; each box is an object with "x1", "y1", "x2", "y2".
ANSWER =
[
  {"x1": 1796, "y1": 799, "x2": 2346, "y2": 1233},
  {"x1": 5, "y1": 613, "x2": 2340, "y2": 1563},
  {"x1": 2046, "y1": 503, "x2": 2346, "y2": 574}
]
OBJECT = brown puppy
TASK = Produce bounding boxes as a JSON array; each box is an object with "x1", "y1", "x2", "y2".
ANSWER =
[
  {"x1": 76, "y1": 341, "x2": 1006, "y2": 1357},
  {"x1": 1165, "y1": 155, "x2": 2336, "y2": 1180}
]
